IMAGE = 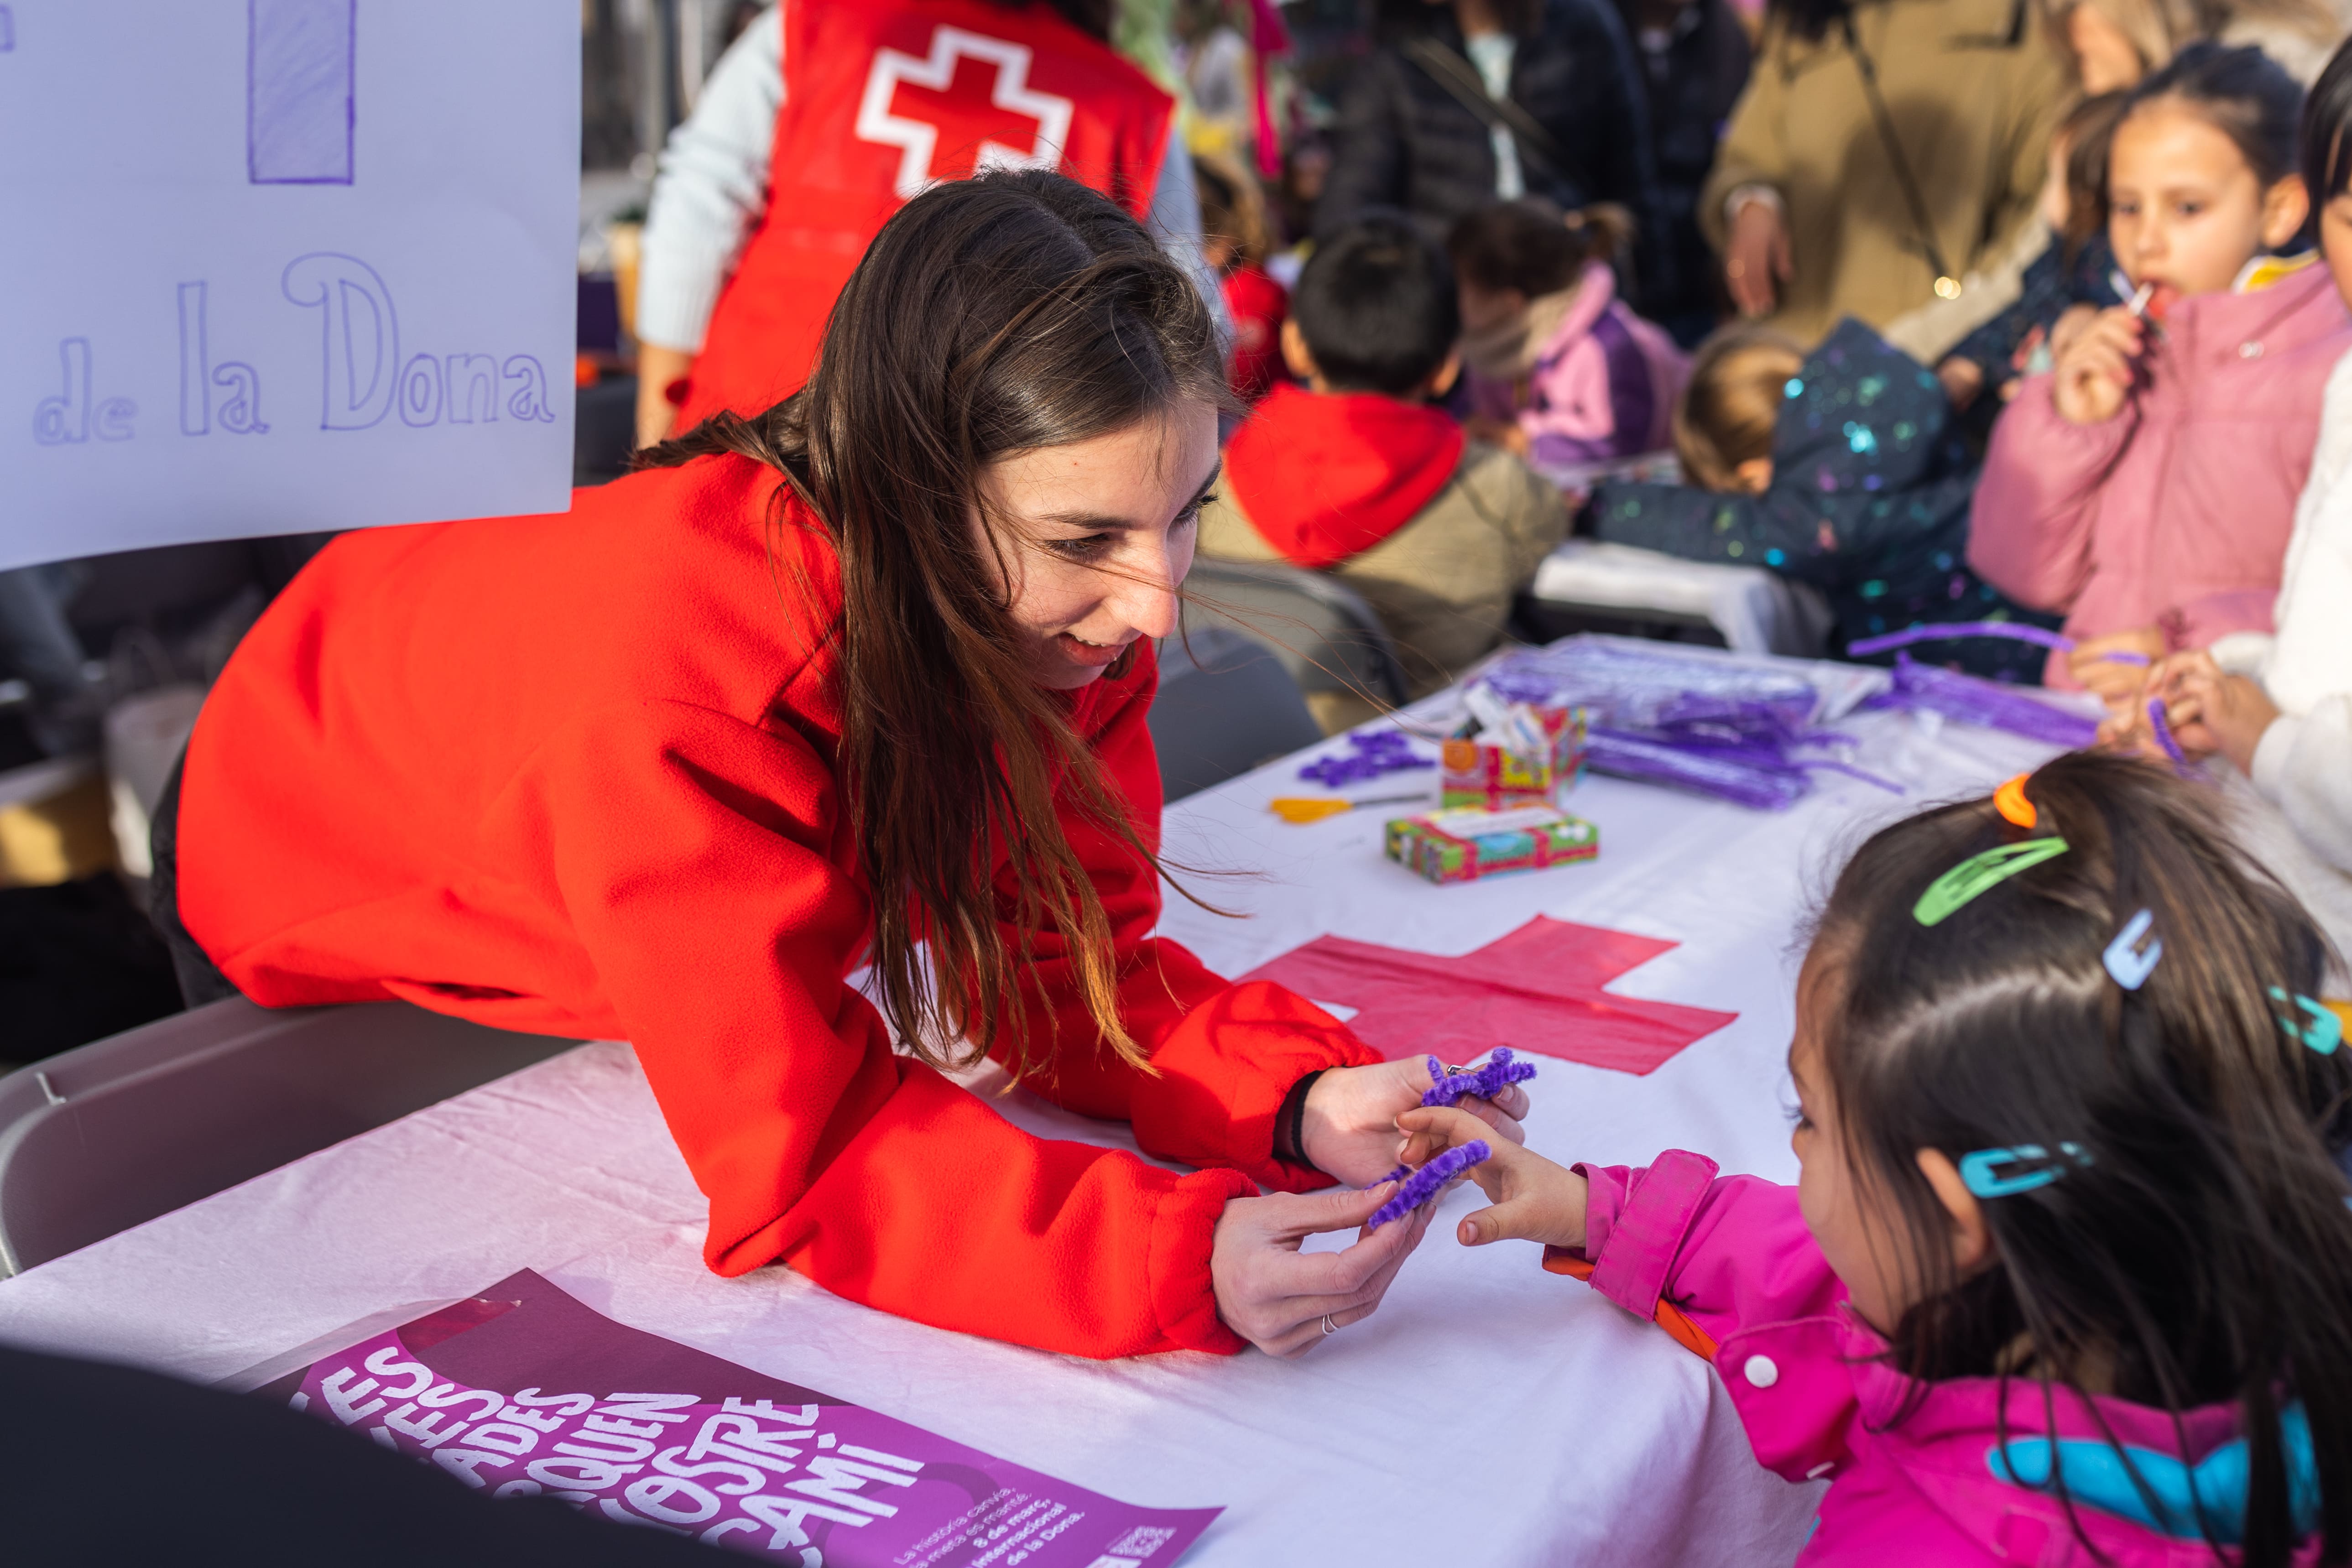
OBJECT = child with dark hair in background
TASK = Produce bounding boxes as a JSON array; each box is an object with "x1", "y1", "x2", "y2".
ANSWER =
[
  {"x1": 1400, "y1": 753, "x2": 2352, "y2": 1568},
  {"x1": 1197, "y1": 213, "x2": 1566, "y2": 709},
  {"x1": 1589, "y1": 320, "x2": 2060, "y2": 681},
  {"x1": 1446, "y1": 198, "x2": 1690, "y2": 473},
  {"x1": 1194, "y1": 153, "x2": 1289, "y2": 402}
]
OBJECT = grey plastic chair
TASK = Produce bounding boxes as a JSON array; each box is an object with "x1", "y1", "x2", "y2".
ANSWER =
[
  {"x1": 1179, "y1": 557, "x2": 1411, "y2": 709},
  {"x1": 0, "y1": 997, "x2": 578, "y2": 1276},
  {"x1": 1149, "y1": 626, "x2": 1322, "y2": 802}
]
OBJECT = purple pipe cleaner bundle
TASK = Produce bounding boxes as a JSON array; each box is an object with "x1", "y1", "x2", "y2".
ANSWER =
[
  {"x1": 1368, "y1": 1140, "x2": 1490, "y2": 1229},
  {"x1": 1474, "y1": 638, "x2": 1882, "y2": 810},
  {"x1": 1422, "y1": 1048, "x2": 1538, "y2": 1107},
  {"x1": 1298, "y1": 729, "x2": 1437, "y2": 788},
  {"x1": 1859, "y1": 656, "x2": 2101, "y2": 749}
]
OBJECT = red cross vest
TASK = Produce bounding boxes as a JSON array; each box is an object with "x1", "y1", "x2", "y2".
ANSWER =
[{"x1": 674, "y1": 0, "x2": 1175, "y2": 427}]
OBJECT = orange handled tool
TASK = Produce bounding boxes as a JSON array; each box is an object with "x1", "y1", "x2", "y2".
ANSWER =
[{"x1": 1268, "y1": 792, "x2": 1430, "y2": 824}]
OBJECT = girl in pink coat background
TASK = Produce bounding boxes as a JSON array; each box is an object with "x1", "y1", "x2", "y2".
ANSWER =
[
  {"x1": 1969, "y1": 44, "x2": 2352, "y2": 698},
  {"x1": 1402, "y1": 754, "x2": 2352, "y2": 1568},
  {"x1": 1445, "y1": 199, "x2": 1689, "y2": 473}
]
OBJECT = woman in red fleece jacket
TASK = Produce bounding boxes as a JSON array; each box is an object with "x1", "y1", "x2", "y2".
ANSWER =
[{"x1": 165, "y1": 172, "x2": 1528, "y2": 1359}]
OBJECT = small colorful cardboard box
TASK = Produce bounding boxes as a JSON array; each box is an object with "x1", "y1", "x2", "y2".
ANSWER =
[
  {"x1": 1385, "y1": 802, "x2": 1601, "y2": 886},
  {"x1": 1440, "y1": 705, "x2": 1588, "y2": 809}
]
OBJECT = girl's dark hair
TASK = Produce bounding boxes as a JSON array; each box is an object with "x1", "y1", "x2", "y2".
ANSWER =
[
  {"x1": 1446, "y1": 197, "x2": 1634, "y2": 299},
  {"x1": 2059, "y1": 90, "x2": 2129, "y2": 266},
  {"x1": 2123, "y1": 40, "x2": 2308, "y2": 192},
  {"x1": 1811, "y1": 753, "x2": 2352, "y2": 1566},
  {"x1": 1292, "y1": 211, "x2": 1460, "y2": 395},
  {"x1": 2302, "y1": 33, "x2": 2352, "y2": 205},
  {"x1": 1039, "y1": 0, "x2": 1114, "y2": 42},
  {"x1": 1765, "y1": 0, "x2": 1852, "y2": 43},
  {"x1": 639, "y1": 171, "x2": 1227, "y2": 1080}
]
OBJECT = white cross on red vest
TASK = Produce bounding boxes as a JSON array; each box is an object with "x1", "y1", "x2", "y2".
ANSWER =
[{"x1": 854, "y1": 25, "x2": 1077, "y2": 200}]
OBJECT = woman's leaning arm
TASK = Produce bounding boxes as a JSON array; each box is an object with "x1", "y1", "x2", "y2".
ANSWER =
[
  {"x1": 526, "y1": 697, "x2": 1252, "y2": 1358},
  {"x1": 995, "y1": 656, "x2": 1381, "y2": 1191}
]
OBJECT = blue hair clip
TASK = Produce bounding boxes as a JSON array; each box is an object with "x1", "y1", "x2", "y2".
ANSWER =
[
  {"x1": 2270, "y1": 988, "x2": 2343, "y2": 1055},
  {"x1": 1959, "y1": 1142, "x2": 2093, "y2": 1198},
  {"x1": 2102, "y1": 909, "x2": 2162, "y2": 990}
]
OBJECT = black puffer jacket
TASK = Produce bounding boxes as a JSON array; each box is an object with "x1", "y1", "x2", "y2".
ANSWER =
[{"x1": 1319, "y1": 0, "x2": 1672, "y2": 307}]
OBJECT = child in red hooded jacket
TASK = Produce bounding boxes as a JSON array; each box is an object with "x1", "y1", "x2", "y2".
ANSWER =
[{"x1": 1196, "y1": 214, "x2": 1566, "y2": 716}]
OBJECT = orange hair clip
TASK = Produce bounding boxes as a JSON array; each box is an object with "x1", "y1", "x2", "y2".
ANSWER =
[{"x1": 1993, "y1": 774, "x2": 2037, "y2": 829}]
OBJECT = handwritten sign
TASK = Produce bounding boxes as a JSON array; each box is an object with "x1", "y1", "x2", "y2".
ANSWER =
[{"x1": 0, "y1": 0, "x2": 577, "y2": 572}]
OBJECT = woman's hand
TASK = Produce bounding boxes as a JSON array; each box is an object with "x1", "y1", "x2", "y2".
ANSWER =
[
  {"x1": 1210, "y1": 1184, "x2": 1435, "y2": 1356},
  {"x1": 2065, "y1": 626, "x2": 2166, "y2": 705},
  {"x1": 1298, "y1": 1057, "x2": 1528, "y2": 1187},
  {"x1": 1395, "y1": 1106, "x2": 1590, "y2": 1249},
  {"x1": 2052, "y1": 305, "x2": 2146, "y2": 425},
  {"x1": 1724, "y1": 198, "x2": 1790, "y2": 318}
]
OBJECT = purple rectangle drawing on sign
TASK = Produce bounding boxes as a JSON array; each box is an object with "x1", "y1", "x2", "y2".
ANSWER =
[{"x1": 248, "y1": 0, "x2": 355, "y2": 184}]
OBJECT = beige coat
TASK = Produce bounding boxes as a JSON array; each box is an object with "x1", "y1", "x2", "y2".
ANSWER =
[
  {"x1": 1196, "y1": 441, "x2": 1567, "y2": 709},
  {"x1": 1701, "y1": 0, "x2": 2072, "y2": 347}
]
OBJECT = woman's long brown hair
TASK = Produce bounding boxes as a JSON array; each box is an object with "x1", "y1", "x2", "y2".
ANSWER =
[{"x1": 637, "y1": 170, "x2": 1228, "y2": 1084}]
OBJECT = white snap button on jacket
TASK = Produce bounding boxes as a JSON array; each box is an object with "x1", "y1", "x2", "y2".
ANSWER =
[
  {"x1": 2241, "y1": 341, "x2": 2264, "y2": 358},
  {"x1": 1743, "y1": 1354, "x2": 1780, "y2": 1388}
]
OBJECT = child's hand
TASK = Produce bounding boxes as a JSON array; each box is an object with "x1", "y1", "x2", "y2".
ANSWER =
[
  {"x1": 1936, "y1": 356, "x2": 1985, "y2": 411},
  {"x1": 2147, "y1": 651, "x2": 2279, "y2": 772},
  {"x1": 2066, "y1": 626, "x2": 2165, "y2": 705},
  {"x1": 2051, "y1": 304, "x2": 2147, "y2": 425},
  {"x1": 1395, "y1": 1106, "x2": 1590, "y2": 1250}
]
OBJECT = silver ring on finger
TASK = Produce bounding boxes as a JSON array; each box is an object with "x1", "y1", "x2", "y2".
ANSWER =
[{"x1": 1321, "y1": 1314, "x2": 1337, "y2": 1336}]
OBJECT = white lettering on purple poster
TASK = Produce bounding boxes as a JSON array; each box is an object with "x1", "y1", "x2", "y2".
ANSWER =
[
  {"x1": 272, "y1": 1271, "x2": 1220, "y2": 1568},
  {"x1": 0, "y1": 0, "x2": 575, "y2": 571}
]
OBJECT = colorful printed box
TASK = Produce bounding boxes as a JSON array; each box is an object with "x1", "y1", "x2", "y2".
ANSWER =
[
  {"x1": 1440, "y1": 705, "x2": 1587, "y2": 808},
  {"x1": 1385, "y1": 803, "x2": 1601, "y2": 885}
]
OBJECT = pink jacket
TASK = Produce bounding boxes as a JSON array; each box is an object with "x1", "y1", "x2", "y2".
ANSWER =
[
  {"x1": 1468, "y1": 261, "x2": 1689, "y2": 469},
  {"x1": 1968, "y1": 259, "x2": 2352, "y2": 688},
  {"x1": 1567, "y1": 1152, "x2": 2324, "y2": 1566}
]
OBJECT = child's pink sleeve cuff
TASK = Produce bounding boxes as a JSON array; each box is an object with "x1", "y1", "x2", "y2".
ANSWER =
[{"x1": 1570, "y1": 1151, "x2": 1721, "y2": 1319}]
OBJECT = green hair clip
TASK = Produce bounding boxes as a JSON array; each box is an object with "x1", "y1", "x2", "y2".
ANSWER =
[{"x1": 1914, "y1": 838, "x2": 2071, "y2": 927}]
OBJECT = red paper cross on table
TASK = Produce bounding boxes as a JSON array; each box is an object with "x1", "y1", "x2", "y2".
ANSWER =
[
  {"x1": 887, "y1": 55, "x2": 1051, "y2": 183},
  {"x1": 1238, "y1": 916, "x2": 1737, "y2": 1075}
]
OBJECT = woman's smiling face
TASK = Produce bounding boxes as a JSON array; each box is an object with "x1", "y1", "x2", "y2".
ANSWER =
[{"x1": 978, "y1": 401, "x2": 1220, "y2": 691}]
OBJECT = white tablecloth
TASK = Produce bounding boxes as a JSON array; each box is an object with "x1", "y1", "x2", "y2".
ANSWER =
[{"x1": 0, "y1": 685, "x2": 2068, "y2": 1567}]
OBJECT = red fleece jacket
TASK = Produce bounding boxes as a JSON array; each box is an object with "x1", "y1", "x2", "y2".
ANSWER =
[
  {"x1": 1221, "y1": 384, "x2": 1466, "y2": 568},
  {"x1": 178, "y1": 454, "x2": 1377, "y2": 1358}
]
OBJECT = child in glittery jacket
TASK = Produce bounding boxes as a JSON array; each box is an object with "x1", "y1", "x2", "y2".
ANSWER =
[{"x1": 1589, "y1": 319, "x2": 2056, "y2": 682}]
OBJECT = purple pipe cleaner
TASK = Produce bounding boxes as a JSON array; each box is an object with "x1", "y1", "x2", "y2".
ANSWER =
[
  {"x1": 1846, "y1": 622, "x2": 2151, "y2": 666},
  {"x1": 1858, "y1": 656, "x2": 2101, "y2": 749},
  {"x1": 2147, "y1": 697, "x2": 2191, "y2": 774},
  {"x1": 1422, "y1": 1047, "x2": 1538, "y2": 1107},
  {"x1": 1297, "y1": 729, "x2": 1437, "y2": 788},
  {"x1": 1368, "y1": 1141, "x2": 1490, "y2": 1229}
]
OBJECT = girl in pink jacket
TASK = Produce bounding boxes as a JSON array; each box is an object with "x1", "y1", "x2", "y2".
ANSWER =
[
  {"x1": 1447, "y1": 199, "x2": 1689, "y2": 474},
  {"x1": 1402, "y1": 753, "x2": 2352, "y2": 1568},
  {"x1": 1969, "y1": 44, "x2": 2352, "y2": 697}
]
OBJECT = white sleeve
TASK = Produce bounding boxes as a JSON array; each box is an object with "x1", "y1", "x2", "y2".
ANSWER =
[
  {"x1": 2250, "y1": 696, "x2": 2352, "y2": 877},
  {"x1": 1146, "y1": 128, "x2": 1234, "y2": 352},
  {"x1": 635, "y1": 6, "x2": 785, "y2": 353}
]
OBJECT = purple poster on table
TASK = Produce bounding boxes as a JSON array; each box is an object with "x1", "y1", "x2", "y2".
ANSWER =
[{"x1": 266, "y1": 1270, "x2": 1220, "y2": 1568}]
